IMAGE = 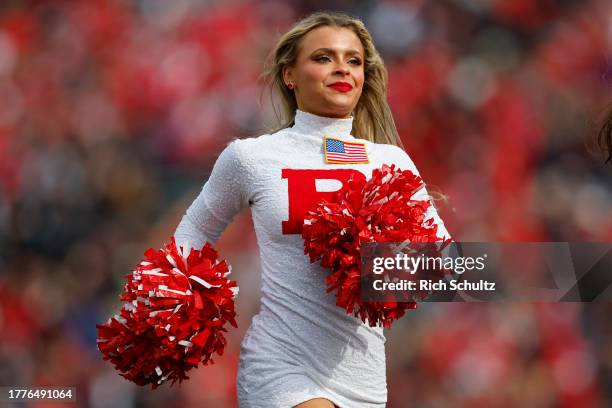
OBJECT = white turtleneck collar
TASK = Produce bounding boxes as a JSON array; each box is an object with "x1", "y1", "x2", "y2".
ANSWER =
[{"x1": 290, "y1": 109, "x2": 354, "y2": 140}]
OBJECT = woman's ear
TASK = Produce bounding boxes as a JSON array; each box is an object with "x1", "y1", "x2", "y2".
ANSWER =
[{"x1": 282, "y1": 65, "x2": 293, "y2": 85}]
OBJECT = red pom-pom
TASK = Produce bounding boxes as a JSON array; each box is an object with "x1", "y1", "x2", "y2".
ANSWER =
[
  {"x1": 96, "y1": 237, "x2": 238, "y2": 388},
  {"x1": 302, "y1": 164, "x2": 450, "y2": 329}
]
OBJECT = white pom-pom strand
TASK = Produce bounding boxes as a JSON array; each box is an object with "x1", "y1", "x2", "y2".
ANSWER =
[
  {"x1": 189, "y1": 275, "x2": 221, "y2": 289},
  {"x1": 230, "y1": 286, "x2": 239, "y2": 299},
  {"x1": 224, "y1": 265, "x2": 232, "y2": 277}
]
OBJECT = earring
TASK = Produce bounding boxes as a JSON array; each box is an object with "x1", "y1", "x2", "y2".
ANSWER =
[{"x1": 287, "y1": 82, "x2": 294, "y2": 89}]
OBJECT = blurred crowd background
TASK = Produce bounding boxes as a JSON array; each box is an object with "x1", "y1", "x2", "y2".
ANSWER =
[{"x1": 0, "y1": 0, "x2": 611, "y2": 407}]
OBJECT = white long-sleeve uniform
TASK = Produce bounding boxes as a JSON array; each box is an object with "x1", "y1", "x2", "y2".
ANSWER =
[{"x1": 174, "y1": 109, "x2": 451, "y2": 408}]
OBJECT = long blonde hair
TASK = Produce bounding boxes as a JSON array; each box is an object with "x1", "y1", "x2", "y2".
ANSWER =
[{"x1": 260, "y1": 11, "x2": 401, "y2": 146}]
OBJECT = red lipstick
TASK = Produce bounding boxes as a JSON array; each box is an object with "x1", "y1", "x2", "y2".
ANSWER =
[{"x1": 328, "y1": 82, "x2": 353, "y2": 92}]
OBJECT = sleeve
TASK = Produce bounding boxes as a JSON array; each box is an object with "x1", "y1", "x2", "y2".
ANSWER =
[
  {"x1": 390, "y1": 147, "x2": 453, "y2": 241},
  {"x1": 174, "y1": 140, "x2": 251, "y2": 250}
]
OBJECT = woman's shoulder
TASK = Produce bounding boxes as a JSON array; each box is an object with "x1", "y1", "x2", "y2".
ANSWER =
[
  {"x1": 231, "y1": 128, "x2": 289, "y2": 150},
  {"x1": 364, "y1": 141, "x2": 420, "y2": 172},
  {"x1": 363, "y1": 140, "x2": 403, "y2": 154},
  {"x1": 220, "y1": 130, "x2": 289, "y2": 169},
  {"x1": 234, "y1": 132, "x2": 276, "y2": 145}
]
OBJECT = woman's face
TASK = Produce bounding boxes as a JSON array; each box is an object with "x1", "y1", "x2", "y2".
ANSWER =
[{"x1": 283, "y1": 26, "x2": 365, "y2": 119}]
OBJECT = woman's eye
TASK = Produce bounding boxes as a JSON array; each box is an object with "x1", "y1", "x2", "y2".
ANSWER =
[{"x1": 314, "y1": 55, "x2": 362, "y2": 65}]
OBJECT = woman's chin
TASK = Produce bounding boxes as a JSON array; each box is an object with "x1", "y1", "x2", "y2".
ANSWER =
[
  {"x1": 321, "y1": 108, "x2": 353, "y2": 118},
  {"x1": 322, "y1": 99, "x2": 355, "y2": 116}
]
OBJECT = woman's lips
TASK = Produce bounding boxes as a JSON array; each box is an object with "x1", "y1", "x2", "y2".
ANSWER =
[{"x1": 328, "y1": 82, "x2": 353, "y2": 92}]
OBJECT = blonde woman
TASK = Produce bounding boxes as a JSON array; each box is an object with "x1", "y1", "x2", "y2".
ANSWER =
[{"x1": 174, "y1": 11, "x2": 451, "y2": 408}]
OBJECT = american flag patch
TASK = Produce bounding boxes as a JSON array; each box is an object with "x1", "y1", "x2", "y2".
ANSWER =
[{"x1": 324, "y1": 137, "x2": 369, "y2": 164}]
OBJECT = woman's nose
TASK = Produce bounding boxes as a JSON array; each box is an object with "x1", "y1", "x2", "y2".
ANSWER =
[
  {"x1": 334, "y1": 63, "x2": 350, "y2": 76},
  {"x1": 334, "y1": 65, "x2": 350, "y2": 75}
]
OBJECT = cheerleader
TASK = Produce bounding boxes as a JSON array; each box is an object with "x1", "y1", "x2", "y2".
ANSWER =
[{"x1": 174, "y1": 11, "x2": 451, "y2": 408}]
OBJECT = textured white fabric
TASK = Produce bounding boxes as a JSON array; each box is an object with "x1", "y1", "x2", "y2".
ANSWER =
[{"x1": 174, "y1": 109, "x2": 451, "y2": 408}]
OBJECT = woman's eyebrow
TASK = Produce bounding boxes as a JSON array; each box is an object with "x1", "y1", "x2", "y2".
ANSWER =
[{"x1": 310, "y1": 47, "x2": 363, "y2": 57}]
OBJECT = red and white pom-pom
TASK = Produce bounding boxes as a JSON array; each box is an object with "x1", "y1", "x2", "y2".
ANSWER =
[
  {"x1": 302, "y1": 164, "x2": 450, "y2": 329},
  {"x1": 96, "y1": 237, "x2": 238, "y2": 388}
]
